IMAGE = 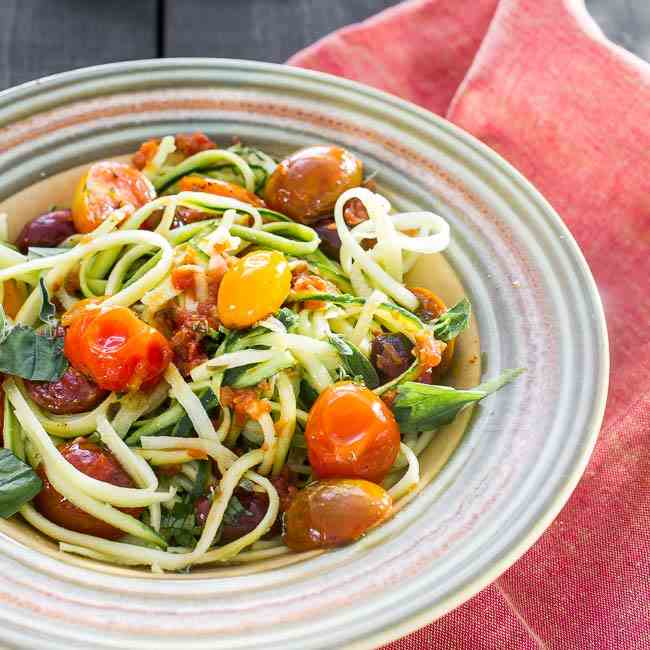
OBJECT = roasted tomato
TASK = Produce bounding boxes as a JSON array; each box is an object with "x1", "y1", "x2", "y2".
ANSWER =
[
  {"x1": 217, "y1": 250, "x2": 291, "y2": 329},
  {"x1": 15, "y1": 209, "x2": 77, "y2": 253},
  {"x1": 179, "y1": 176, "x2": 265, "y2": 207},
  {"x1": 305, "y1": 382, "x2": 400, "y2": 483},
  {"x1": 34, "y1": 438, "x2": 142, "y2": 539},
  {"x1": 24, "y1": 366, "x2": 108, "y2": 415},
  {"x1": 411, "y1": 287, "x2": 455, "y2": 380},
  {"x1": 283, "y1": 478, "x2": 392, "y2": 551},
  {"x1": 71, "y1": 161, "x2": 155, "y2": 233},
  {"x1": 264, "y1": 146, "x2": 363, "y2": 224},
  {"x1": 64, "y1": 304, "x2": 172, "y2": 392}
]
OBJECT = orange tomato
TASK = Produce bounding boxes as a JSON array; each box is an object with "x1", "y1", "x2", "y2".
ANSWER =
[
  {"x1": 2, "y1": 280, "x2": 28, "y2": 319},
  {"x1": 283, "y1": 478, "x2": 392, "y2": 551},
  {"x1": 217, "y1": 250, "x2": 291, "y2": 329},
  {"x1": 305, "y1": 382, "x2": 400, "y2": 483},
  {"x1": 179, "y1": 176, "x2": 265, "y2": 207},
  {"x1": 71, "y1": 161, "x2": 155, "y2": 233},
  {"x1": 64, "y1": 305, "x2": 171, "y2": 391},
  {"x1": 411, "y1": 286, "x2": 455, "y2": 379}
]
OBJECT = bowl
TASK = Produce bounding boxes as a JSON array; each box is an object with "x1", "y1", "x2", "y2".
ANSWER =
[{"x1": 0, "y1": 59, "x2": 608, "y2": 649}]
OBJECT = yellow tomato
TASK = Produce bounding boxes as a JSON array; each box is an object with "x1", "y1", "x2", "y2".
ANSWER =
[
  {"x1": 217, "y1": 250, "x2": 291, "y2": 329},
  {"x1": 72, "y1": 161, "x2": 155, "y2": 233}
]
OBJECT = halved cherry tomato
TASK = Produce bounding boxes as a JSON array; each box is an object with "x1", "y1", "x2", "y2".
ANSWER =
[
  {"x1": 283, "y1": 478, "x2": 392, "y2": 551},
  {"x1": 411, "y1": 286, "x2": 455, "y2": 380},
  {"x1": 34, "y1": 438, "x2": 142, "y2": 539},
  {"x1": 179, "y1": 176, "x2": 265, "y2": 207},
  {"x1": 71, "y1": 161, "x2": 156, "y2": 233},
  {"x1": 305, "y1": 382, "x2": 400, "y2": 482},
  {"x1": 217, "y1": 250, "x2": 291, "y2": 329},
  {"x1": 264, "y1": 145, "x2": 363, "y2": 224},
  {"x1": 64, "y1": 305, "x2": 171, "y2": 391}
]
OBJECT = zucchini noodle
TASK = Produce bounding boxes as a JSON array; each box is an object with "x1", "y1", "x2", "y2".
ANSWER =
[{"x1": 0, "y1": 139, "x2": 487, "y2": 572}]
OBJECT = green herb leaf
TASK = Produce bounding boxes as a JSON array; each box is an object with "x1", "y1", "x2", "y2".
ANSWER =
[
  {"x1": 222, "y1": 494, "x2": 250, "y2": 527},
  {"x1": 431, "y1": 298, "x2": 471, "y2": 342},
  {"x1": 329, "y1": 333, "x2": 379, "y2": 389},
  {"x1": 38, "y1": 279, "x2": 57, "y2": 328},
  {"x1": 0, "y1": 448, "x2": 43, "y2": 517},
  {"x1": 392, "y1": 368, "x2": 524, "y2": 433},
  {"x1": 190, "y1": 460, "x2": 210, "y2": 499},
  {"x1": 0, "y1": 307, "x2": 9, "y2": 343},
  {"x1": 0, "y1": 322, "x2": 68, "y2": 381},
  {"x1": 275, "y1": 307, "x2": 299, "y2": 330},
  {"x1": 299, "y1": 379, "x2": 319, "y2": 409},
  {"x1": 173, "y1": 389, "x2": 219, "y2": 437}
]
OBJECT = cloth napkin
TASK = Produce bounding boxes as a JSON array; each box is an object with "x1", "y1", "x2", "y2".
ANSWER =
[{"x1": 289, "y1": 1, "x2": 650, "y2": 647}]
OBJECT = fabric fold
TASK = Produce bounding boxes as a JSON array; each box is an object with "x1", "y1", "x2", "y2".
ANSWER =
[{"x1": 290, "y1": 1, "x2": 650, "y2": 647}]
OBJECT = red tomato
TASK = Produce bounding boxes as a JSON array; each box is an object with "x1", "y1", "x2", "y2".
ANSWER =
[
  {"x1": 305, "y1": 382, "x2": 400, "y2": 483},
  {"x1": 71, "y1": 161, "x2": 155, "y2": 233},
  {"x1": 34, "y1": 438, "x2": 142, "y2": 539},
  {"x1": 283, "y1": 478, "x2": 392, "y2": 551},
  {"x1": 179, "y1": 176, "x2": 265, "y2": 207},
  {"x1": 64, "y1": 305, "x2": 171, "y2": 392}
]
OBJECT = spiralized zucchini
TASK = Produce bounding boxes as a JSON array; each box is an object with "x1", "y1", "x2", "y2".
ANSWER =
[{"x1": 0, "y1": 137, "x2": 479, "y2": 572}]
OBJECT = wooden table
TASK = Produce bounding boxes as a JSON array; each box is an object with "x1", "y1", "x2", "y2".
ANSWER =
[{"x1": 0, "y1": 0, "x2": 648, "y2": 90}]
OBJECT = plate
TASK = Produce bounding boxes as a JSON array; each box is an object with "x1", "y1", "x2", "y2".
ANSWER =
[{"x1": 0, "y1": 59, "x2": 608, "y2": 649}]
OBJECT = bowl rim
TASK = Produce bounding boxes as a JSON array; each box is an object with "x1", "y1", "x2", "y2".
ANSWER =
[{"x1": 0, "y1": 58, "x2": 609, "y2": 648}]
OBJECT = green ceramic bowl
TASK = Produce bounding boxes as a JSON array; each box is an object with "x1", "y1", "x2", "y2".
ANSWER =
[{"x1": 0, "y1": 59, "x2": 608, "y2": 649}]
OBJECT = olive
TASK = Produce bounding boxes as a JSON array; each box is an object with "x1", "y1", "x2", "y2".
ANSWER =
[
  {"x1": 313, "y1": 218, "x2": 342, "y2": 259},
  {"x1": 370, "y1": 333, "x2": 414, "y2": 383},
  {"x1": 15, "y1": 209, "x2": 76, "y2": 253},
  {"x1": 264, "y1": 145, "x2": 363, "y2": 224}
]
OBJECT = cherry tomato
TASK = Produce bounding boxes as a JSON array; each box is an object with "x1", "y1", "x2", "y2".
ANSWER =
[
  {"x1": 217, "y1": 250, "x2": 291, "y2": 329},
  {"x1": 411, "y1": 287, "x2": 455, "y2": 379},
  {"x1": 179, "y1": 176, "x2": 265, "y2": 207},
  {"x1": 283, "y1": 478, "x2": 392, "y2": 551},
  {"x1": 264, "y1": 145, "x2": 363, "y2": 224},
  {"x1": 2, "y1": 279, "x2": 27, "y2": 319},
  {"x1": 34, "y1": 438, "x2": 142, "y2": 539},
  {"x1": 64, "y1": 305, "x2": 171, "y2": 391},
  {"x1": 305, "y1": 382, "x2": 400, "y2": 482},
  {"x1": 71, "y1": 161, "x2": 155, "y2": 233}
]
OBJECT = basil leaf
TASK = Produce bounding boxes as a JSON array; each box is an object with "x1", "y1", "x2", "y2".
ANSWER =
[
  {"x1": 0, "y1": 448, "x2": 42, "y2": 517},
  {"x1": 431, "y1": 298, "x2": 471, "y2": 342},
  {"x1": 0, "y1": 307, "x2": 9, "y2": 343},
  {"x1": 392, "y1": 368, "x2": 524, "y2": 433},
  {"x1": 0, "y1": 325, "x2": 67, "y2": 381},
  {"x1": 190, "y1": 460, "x2": 210, "y2": 499},
  {"x1": 38, "y1": 278, "x2": 57, "y2": 328},
  {"x1": 222, "y1": 494, "x2": 250, "y2": 527},
  {"x1": 329, "y1": 333, "x2": 379, "y2": 389},
  {"x1": 299, "y1": 379, "x2": 319, "y2": 409},
  {"x1": 276, "y1": 307, "x2": 299, "y2": 330},
  {"x1": 173, "y1": 388, "x2": 218, "y2": 437}
]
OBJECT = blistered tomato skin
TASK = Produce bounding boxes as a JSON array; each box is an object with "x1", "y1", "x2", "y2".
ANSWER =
[
  {"x1": 217, "y1": 250, "x2": 291, "y2": 329},
  {"x1": 283, "y1": 479, "x2": 392, "y2": 551},
  {"x1": 179, "y1": 176, "x2": 265, "y2": 207},
  {"x1": 34, "y1": 438, "x2": 142, "y2": 539},
  {"x1": 264, "y1": 146, "x2": 363, "y2": 224},
  {"x1": 71, "y1": 161, "x2": 156, "y2": 233},
  {"x1": 305, "y1": 382, "x2": 401, "y2": 483},
  {"x1": 64, "y1": 305, "x2": 172, "y2": 392}
]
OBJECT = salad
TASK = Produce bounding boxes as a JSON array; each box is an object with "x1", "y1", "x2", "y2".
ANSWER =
[{"x1": 0, "y1": 133, "x2": 521, "y2": 571}]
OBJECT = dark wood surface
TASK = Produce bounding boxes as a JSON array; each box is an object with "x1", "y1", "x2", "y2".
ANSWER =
[{"x1": 0, "y1": 0, "x2": 648, "y2": 91}]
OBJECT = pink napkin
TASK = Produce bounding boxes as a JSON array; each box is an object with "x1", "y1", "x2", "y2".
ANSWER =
[{"x1": 289, "y1": 1, "x2": 650, "y2": 647}]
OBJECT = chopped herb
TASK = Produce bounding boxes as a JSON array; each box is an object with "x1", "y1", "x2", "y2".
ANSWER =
[{"x1": 0, "y1": 448, "x2": 43, "y2": 518}]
